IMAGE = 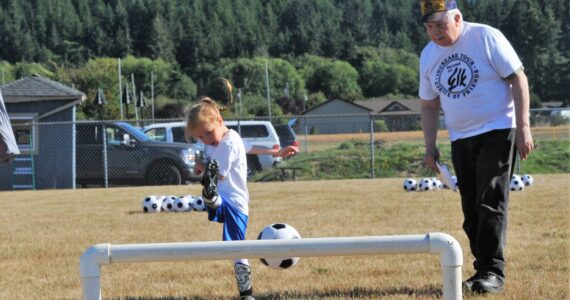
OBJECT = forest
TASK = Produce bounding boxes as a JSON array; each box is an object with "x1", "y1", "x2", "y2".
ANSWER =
[{"x1": 0, "y1": 0, "x2": 567, "y2": 120}]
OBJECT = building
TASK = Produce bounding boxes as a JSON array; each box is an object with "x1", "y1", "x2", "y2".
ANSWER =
[
  {"x1": 0, "y1": 75, "x2": 85, "y2": 190},
  {"x1": 298, "y1": 98, "x2": 423, "y2": 134}
]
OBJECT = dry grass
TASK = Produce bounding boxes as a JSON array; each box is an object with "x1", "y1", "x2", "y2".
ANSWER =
[
  {"x1": 299, "y1": 126, "x2": 570, "y2": 152},
  {"x1": 0, "y1": 174, "x2": 568, "y2": 299}
]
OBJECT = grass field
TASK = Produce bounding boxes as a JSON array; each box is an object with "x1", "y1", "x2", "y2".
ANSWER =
[
  {"x1": 298, "y1": 126, "x2": 570, "y2": 152},
  {"x1": 0, "y1": 174, "x2": 568, "y2": 299}
]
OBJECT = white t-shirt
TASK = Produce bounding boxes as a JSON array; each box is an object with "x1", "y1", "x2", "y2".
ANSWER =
[
  {"x1": 204, "y1": 129, "x2": 249, "y2": 215},
  {"x1": 419, "y1": 21, "x2": 522, "y2": 141}
]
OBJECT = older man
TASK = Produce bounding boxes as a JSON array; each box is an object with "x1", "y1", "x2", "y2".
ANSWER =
[{"x1": 418, "y1": 0, "x2": 533, "y2": 294}]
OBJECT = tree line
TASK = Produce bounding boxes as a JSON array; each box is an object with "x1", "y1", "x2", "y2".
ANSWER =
[{"x1": 0, "y1": 0, "x2": 567, "y2": 120}]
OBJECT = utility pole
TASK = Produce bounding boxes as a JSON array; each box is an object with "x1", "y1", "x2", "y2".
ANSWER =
[
  {"x1": 265, "y1": 61, "x2": 271, "y2": 120},
  {"x1": 118, "y1": 58, "x2": 123, "y2": 120}
]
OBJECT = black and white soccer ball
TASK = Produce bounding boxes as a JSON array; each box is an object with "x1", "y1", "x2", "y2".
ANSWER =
[
  {"x1": 141, "y1": 195, "x2": 162, "y2": 213},
  {"x1": 161, "y1": 195, "x2": 178, "y2": 212},
  {"x1": 521, "y1": 174, "x2": 534, "y2": 186},
  {"x1": 173, "y1": 195, "x2": 192, "y2": 212},
  {"x1": 418, "y1": 178, "x2": 434, "y2": 191},
  {"x1": 257, "y1": 223, "x2": 301, "y2": 269},
  {"x1": 510, "y1": 175, "x2": 525, "y2": 191},
  {"x1": 190, "y1": 196, "x2": 207, "y2": 211},
  {"x1": 431, "y1": 177, "x2": 443, "y2": 190},
  {"x1": 403, "y1": 178, "x2": 418, "y2": 192}
]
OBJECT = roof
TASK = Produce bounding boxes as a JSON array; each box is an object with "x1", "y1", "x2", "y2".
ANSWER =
[
  {"x1": 302, "y1": 98, "x2": 421, "y2": 115},
  {"x1": 301, "y1": 99, "x2": 372, "y2": 115},
  {"x1": 355, "y1": 99, "x2": 422, "y2": 114},
  {"x1": 0, "y1": 74, "x2": 85, "y2": 103}
]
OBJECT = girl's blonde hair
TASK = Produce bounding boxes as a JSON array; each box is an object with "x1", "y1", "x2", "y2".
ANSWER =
[{"x1": 184, "y1": 97, "x2": 222, "y2": 142}]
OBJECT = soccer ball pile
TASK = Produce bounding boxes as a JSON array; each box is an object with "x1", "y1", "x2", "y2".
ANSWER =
[
  {"x1": 257, "y1": 223, "x2": 302, "y2": 269},
  {"x1": 404, "y1": 174, "x2": 534, "y2": 192},
  {"x1": 141, "y1": 195, "x2": 208, "y2": 213},
  {"x1": 510, "y1": 174, "x2": 534, "y2": 191},
  {"x1": 403, "y1": 177, "x2": 456, "y2": 192}
]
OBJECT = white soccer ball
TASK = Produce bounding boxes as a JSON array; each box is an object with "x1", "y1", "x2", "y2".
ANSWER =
[
  {"x1": 510, "y1": 175, "x2": 525, "y2": 191},
  {"x1": 141, "y1": 195, "x2": 162, "y2": 213},
  {"x1": 403, "y1": 178, "x2": 418, "y2": 192},
  {"x1": 431, "y1": 177, "x2": 443, "y2": 190},
  {"x1": 173, "y1": 195, "x2": 192, "y2": 212},
  {"x1": 418, "y1": 178, "x2": 434, "y2": 191},
  {"x1": 521, "y1": 174, "x2": 534, "y2": 186},
  {"x1": 190, "y1": 196, "x2": 207, "y2": 211},
  {"x1": 161, "y1": 195, "x2": 178, "y2": 212},
  {"x1": 257, "y1": 223, "x2": 301, "y2": 269}
]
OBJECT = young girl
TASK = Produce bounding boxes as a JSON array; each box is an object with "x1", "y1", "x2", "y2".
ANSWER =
[{"x1": 185, "y1": 96, "x2": 254, "y2": 300}]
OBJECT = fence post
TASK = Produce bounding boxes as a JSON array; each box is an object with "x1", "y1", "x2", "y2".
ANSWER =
[
  {"x1": 102, "y1": 124, "x2": 109, "y2": 188},
  {"x1": 370, "y1": 114, "x2": 375, "y2": 178},
  {"x1": 303, "y1": 115, "x2": 308, "y2": 153}
]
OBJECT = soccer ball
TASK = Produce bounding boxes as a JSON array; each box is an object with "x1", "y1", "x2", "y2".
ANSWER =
[
  {"x1": 418, "y1": 178, "x2": 433, "y2": 191},
  {"x1": 161, "y1": 195, "x2": 178, "y2": 212},
  {"x1": 173, "y1": 196, "x2": 192, "y2": 212},
  {"x1": 141, "y1": 195, "x2": 162, "y2": 213},
  {"x1": 190, "y1": 196, "x2": 207, "y2": 211},
  {"x1": 522, "y1": 174, "x2": 534, "y2": 186},
  {"x1": 431, "y1": 177, "x2": 443, "y2": 190},
  {"x1": 403, "y1": 178, "x2": 417, "y2": 192},
  {"x1": 510, "y1": 175, "x2": 524, "y2": 191},
  {"x1": 257, "y1": 223, "x2": 301, "y2": 269}
]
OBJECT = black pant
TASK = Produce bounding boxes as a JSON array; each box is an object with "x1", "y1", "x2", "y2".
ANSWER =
[{"x1": 451, "y1": 129, "x2": 516, "y2": 278}]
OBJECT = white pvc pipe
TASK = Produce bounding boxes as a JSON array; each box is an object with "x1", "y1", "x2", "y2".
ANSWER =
[{"x1": 80, "y1": 232, "x2": 462, "y2": 300}]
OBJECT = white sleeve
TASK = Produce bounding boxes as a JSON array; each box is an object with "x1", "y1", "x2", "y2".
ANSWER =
[
  {"x1": 484, "y1": 27, "x2": 523, "y2": 79},
  {"x1": 418, "y1": 48, "x2": 439, "y2": 101}
]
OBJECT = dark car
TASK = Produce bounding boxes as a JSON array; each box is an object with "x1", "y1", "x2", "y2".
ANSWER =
[
  {"x1": 274, "y1": 124, "x2": 299, "y2": 148},
  {"x1": 76, "y1": 122, "x2": 200, "y2": 187}
]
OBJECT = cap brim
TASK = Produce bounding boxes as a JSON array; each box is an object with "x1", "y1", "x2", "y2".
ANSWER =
[{"x1": 422, "y1": 11, "x2": 448, "y2": 23}]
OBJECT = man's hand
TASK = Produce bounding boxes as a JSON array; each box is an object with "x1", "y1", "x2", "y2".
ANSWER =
[
  {"x1": 424, "y1": 147, "x2": 440, "y2": 174},
  {"x1": 516, "y1": 125, "x2": 534, "y2": 160}
]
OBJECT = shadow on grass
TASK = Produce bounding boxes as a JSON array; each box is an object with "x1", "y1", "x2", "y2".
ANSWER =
[{"x1": 111, "y1": 284, "x2": 443, "y2": 299}]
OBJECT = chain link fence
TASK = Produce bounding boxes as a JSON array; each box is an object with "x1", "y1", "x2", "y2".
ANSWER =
[{"x1": 0, "y1": 108, "x2": 568, "y2": 190}]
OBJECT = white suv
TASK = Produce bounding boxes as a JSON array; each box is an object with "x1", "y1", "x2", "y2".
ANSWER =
[{"x1": 143, "y1": 120, "x2": 282, "y2": 175}]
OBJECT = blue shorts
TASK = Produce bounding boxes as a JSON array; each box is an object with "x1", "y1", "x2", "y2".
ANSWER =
[{"x1": 208, "y1": 199, "x2": 249, "y2": 242}]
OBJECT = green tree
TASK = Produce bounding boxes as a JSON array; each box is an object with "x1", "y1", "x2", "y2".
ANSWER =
[{"x1": 308, "y1": 60, "x2": 361, "y2": 100}]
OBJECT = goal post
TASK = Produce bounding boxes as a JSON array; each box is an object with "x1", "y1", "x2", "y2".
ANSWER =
[{"x1": 80, "y1": 232, "x2": 463, "y2": 300}]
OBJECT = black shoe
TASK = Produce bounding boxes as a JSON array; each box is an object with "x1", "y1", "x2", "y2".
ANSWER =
[
  {"x1": 462, "y1": 273, "x2": 480, "y2": 293},
  {"x1": 201, "y1": 160, "x2": 220, "y2": 208},
  {"x1": 472, "y1": 272, "x2": 504, "y2": 294}
]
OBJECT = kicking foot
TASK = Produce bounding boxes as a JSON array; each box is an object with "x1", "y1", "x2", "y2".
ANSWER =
[{"x1": 201, "y1": 160, "x2": 221, "y2": 209}]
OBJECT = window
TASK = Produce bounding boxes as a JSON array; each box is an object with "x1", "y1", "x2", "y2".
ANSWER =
[
  {"x1": 105, "y1": 126, "x2": 127, "y2": 145},
  {"x1": 145, "y1": 128, "x2": 166, "y2": 142},
  {"x1": 172, "y1": 127, "x2": 197, "y2": 143},
  {"x1": 227, "y1": 125, "x2": 269, "y2": 138},
  {"x1": 10, "y1": 113, "x2": 38, "y2": 154}
]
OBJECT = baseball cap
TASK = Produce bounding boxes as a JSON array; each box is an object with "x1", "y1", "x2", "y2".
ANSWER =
[{"x1": 421, "y1": 0, "x2": 458, "y2": 23}]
